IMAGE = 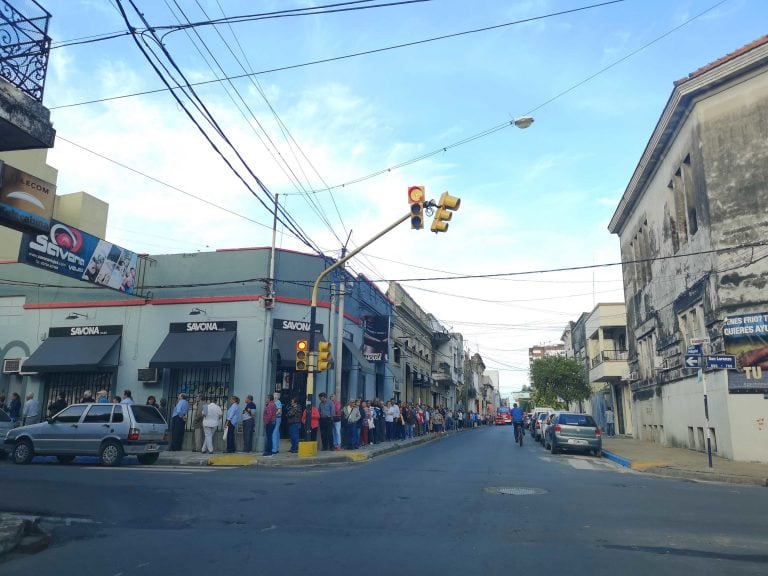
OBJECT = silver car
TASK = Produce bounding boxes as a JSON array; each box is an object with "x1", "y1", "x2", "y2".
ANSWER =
[
  {"x1": 0, "y1": 408, "x2": 13, "y2": 458},
  {"x1": 4, "y1": 403, "x2": 169, "y2": 466},
  {"x1": 546, "y1": 412, "x2": 602, "y2": 456}
]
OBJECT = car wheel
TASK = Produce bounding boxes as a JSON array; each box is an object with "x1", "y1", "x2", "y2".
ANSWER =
[
  {"x1": 99, "y1": 441, "x2": 124, "y2": 467},
  {"x1": 137, "y1": 453, "x2": 160, "y2": 465},
  {"x1": 56, "y1": 455, "x2": 76, "y2": 464},
  {"x1": 594, "y1": 448, "x2": 602, "y2": 458},
  {"x1": 550, "y1": 439, "x2": 559, "y2": 454},
  {"x1": 12, "y1": 439, "x2": 34, "y2": 465},
  {"x1": 544, "y1": 436, "x2": 550, "y2": 450}
]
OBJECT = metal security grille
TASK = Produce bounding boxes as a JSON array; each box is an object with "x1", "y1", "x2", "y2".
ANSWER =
[
  {"x1": 42, "y1": 371, "x2": 115, "y2": 417},
  {"x1": 167, "y1": 365, "x2": 231, "y2": 430}
]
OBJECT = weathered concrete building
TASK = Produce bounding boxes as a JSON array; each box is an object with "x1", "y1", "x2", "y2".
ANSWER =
[{"x1": 608, "y1": 36, "x2": 768, "y2": 462}]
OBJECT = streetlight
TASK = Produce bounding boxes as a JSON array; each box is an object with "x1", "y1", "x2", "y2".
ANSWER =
[{"x1": 513, "y1": 116, "x2": 534, "y2": 129}]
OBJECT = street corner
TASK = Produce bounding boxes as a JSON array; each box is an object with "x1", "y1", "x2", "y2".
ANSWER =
[
  {"x1": 344, "y1": 451, "x2": 371, "y2": 462},
  {"x1": 207, "y1": 454, "x2": 258, "y2": 467},
  {"x1": 601, "y1": 450, "x2": 632, "y2": 469}
]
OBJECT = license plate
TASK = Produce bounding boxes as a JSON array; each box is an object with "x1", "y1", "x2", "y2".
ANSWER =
[
  {"x1": 146, "y1": 444, "x2": 158, "y2": 451},
  {"x1": 567, "y1": 439, "x2": 587, "y2": 445}
]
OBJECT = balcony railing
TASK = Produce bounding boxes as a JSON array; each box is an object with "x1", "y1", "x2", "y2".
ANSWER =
[
  {"x1": 590, "y1": 349, "x2": 629, "y2": 369},
  {"x1": 0, "y1": 0, "x2": 51, "y2": 102}
]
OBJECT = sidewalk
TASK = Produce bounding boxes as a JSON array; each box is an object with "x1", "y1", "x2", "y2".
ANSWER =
[
  {"x1": 159, "y1": 430, "x2": 451, "y2": 468},
  {"x1": 602, "y1": 436, "x2": 768, "y2": 487}
]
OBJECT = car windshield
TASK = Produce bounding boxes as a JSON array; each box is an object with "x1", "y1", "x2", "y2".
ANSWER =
[
  {"x1": 131, "y1": 405, "x2": 166, "y2": 424},
  {"x1": 558, "y1": 414, "x2": 596, "y2": 427}
]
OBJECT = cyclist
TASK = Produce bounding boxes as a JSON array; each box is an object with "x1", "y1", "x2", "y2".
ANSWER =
[{"x1": 511, "y1": 403, "x2": 525, "y2": 444}]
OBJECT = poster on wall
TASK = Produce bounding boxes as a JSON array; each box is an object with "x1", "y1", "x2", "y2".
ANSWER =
[
  {"x1": 363, "y1": 315, "x2": 389, "y2": 363},
  {"x1": 18, "y1": 219, "x2": 140, "y2": 294},
  {"x1": 723, "y1": 312, "x2": 768, "y2": 393},
  {"x1": 0, "y1": 162, "x2": 56, "y2": 235}
]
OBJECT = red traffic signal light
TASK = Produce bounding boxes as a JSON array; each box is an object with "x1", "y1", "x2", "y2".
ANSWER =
[{"x1": 408, "y1": 185, "x2": 425, "y2": 230}]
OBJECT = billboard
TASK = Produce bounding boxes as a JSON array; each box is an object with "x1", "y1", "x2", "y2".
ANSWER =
[
  {"x1": 18, "y1": 220, "x2": 140, "y2": 294},
  {"x1": 363, "y1": 315, "x2": 389, "y2": 363},
  {"x1": 723, "y1": 313, "x2": 768, "y2": 393},
  {"x1": 0, "y1": 161, "x2": 56, "y2": 235}
]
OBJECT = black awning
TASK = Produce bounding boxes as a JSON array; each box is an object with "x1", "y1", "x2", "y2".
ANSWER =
[
  {"x1": 23, "y1": 335, "x2": 121, "y2": 372},
  {"x1": 343, "y1": 340, "x2": 375, "y2": 375},
  {"x1": 149, "y1": 330, "x2": 236, "y2": 369}
]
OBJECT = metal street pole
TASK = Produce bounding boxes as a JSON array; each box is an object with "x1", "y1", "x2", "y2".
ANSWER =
[
  {"x1": 300, "y1": 211, "x2": 411, "y2": 455},
  {"x1": 698, "y1": 367, "x2": 713, "y2": 468}
]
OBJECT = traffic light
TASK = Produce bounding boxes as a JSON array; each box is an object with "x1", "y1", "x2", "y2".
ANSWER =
[
  {"x1": 408, "y1": 185, "x2": 425, "y2": 230},
  {"x1": 295, "y1": 339, "x2": 308, "y2": 371},
  {"x1": 431, "y1": 191, "x2": 461, "y2": 233},
  {"x1": 317, "y1": 340, "x2": 332, "y2": 372}
]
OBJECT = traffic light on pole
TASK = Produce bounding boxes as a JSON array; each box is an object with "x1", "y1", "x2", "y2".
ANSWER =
[
  {"x1": 295, "y1": 339, "x2": 308, "y2": 371},
  {"x1": 408, "y1": 185, "x2": 425, "y2": 230},
  {"x1": 317, "y1": 340, "x2": 332, "y2": 372},
  {"x1": 431, "y1": 191, "x2": 461, "y2": 233}
]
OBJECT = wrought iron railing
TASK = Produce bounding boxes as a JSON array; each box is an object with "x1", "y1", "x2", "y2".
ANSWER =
[
  {"x1": 590, "y1": 349, "x2": 629, "y2": 368},
  {"x1": 0, "y1": 0, "x2": 51, "y2": 102}
]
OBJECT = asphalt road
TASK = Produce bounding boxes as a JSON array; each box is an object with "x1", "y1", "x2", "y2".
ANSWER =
[{"x1": 2, "y1": 426, "x2": 767, "y2": 575}]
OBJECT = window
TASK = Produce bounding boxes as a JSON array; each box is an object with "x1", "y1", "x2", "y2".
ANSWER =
[
  {"x1": 83, "y1": 405, "x2": 113, "y2": 423},
  {"x1": 54, "y1": 405, "x2": 86, "y2": 423},
  {"x1": 682, "y1": 155, "x2": 698, "y2": 236},
  {"x1": 679, "y1": 304, "x2": 705, "y2": 345},
  {"x1": 131, "y1": 405, "x2": 166, "y2": 424}
]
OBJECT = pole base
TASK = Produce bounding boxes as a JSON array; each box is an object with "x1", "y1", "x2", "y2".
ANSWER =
[{"x1": 298, "y1": 441, "x2": 317, "y2": 457}]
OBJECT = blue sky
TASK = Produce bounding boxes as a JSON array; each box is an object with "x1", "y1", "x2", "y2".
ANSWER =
[{"x1": 34, "y1": 0, "x2": 768, "y2": 396}]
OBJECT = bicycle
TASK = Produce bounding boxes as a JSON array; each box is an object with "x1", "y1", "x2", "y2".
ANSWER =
[{"x1": 513, "y1": 422, "x2": 524, "y2": 447}]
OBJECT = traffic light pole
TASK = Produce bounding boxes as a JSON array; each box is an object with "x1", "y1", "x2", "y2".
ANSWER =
[{"x1": 300, "y1": 211, "x2": 411, "y2": 454}]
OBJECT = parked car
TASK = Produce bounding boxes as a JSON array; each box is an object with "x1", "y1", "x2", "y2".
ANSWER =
[
  {"x1": 4, "y1": 403, "x2": 169, "y2": 466},
  {"x1": 545, "y1": 412, "x2": 602, "y2": 457},
  {"x1": 541, "y1": 412, "x2": 560, "y2": 447},
  {"x1": 532, "y1": 410, "x2": 553, "y2": 442},
  {"x1": 0, "y1": 408, "x2": 13, "y2": 459}
]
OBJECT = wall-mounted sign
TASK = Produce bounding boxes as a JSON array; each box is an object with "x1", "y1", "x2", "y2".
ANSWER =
[
  {"x1": 170, "y1": 321, "x2": 238, "y2": 333},
  {"x1": 18, "y1": 219, "x2": 140, "y2": 294},
  {"x1": 0, "y1": 161, "x2": 56, "y2": 235},
  {"x1": 363, "y1": 315, "x2": 389, "y2": 363},
  {"x1": 723, "y1": 313, "x2": 768, "y2": 394},
  {"x1": 49, "y1": 325, "x2": 123, "y2": 338}
]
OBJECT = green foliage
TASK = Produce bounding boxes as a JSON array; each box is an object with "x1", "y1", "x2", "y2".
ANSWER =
[{"x1": 529, "y1": 356, "x2": 590, "y2": 409}]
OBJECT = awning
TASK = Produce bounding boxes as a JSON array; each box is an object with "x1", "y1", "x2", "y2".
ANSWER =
[
  {"x1": 343, "y1": 340, "x2": 376, "y2": 375},
  {"x1": 149, "y1": 330, "x2": 235, "y2": 369},
  {"x1": 23, "y1": 335, "x2": 121, "y2": 372}
]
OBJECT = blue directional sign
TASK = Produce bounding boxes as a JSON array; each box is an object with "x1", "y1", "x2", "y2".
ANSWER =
[
  {"x1": 687, "y1": 344, "x2": 703, "y2": 356},
  {"x1": 684, "y1": 355, "x2": 702, "y2": 368},
  {"x1": 705, "y1": 355, "x2": 737, "y2": 369}
]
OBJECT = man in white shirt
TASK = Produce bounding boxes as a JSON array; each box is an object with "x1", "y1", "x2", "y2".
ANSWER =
[{"x1": 22, "y1": 393, "x2": 40, "y2": 425}]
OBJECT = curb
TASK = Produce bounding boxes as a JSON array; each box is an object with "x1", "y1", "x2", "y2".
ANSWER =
[{"x1": 601, "y1": 450, "x2": 632, "y2": 469}]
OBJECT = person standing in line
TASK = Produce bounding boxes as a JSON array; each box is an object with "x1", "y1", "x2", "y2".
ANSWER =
[
  {"x1": 384, "y1": 400, "x2": 394, "y2": 441},
  {"x1": 121, "y1": 390, "x2": 133, "y2": 404},
  {"x1": 22, "y1": 393, "x2": 40, "y2": 425},
  {"x1": 605, "y1": 406, "x2": 615, "y2": 437},
  {"x1": 391, "y1": 400, "x2": 402, "y2": 440},
  {"x1": 262, "y1": 394, "x2": 277, "y2": 456},
  {"x1": 170, "y1": 393, "x2": 189, "y2": 451},
  {"x1": 96, "y1": 390, "x2": 109, "y2": 403},
  {"x1": 48, "y1": 392, "x2": 67, "y2": 417},
  {"x1": 331, "y1": 393, "x2": 342, "y2": 450},
  {"x1": 241, "y1": 395, "x2": 257, "y2": 453},
  {"x1": 9, "y1": 393, "x2": 21, "y2": 426},
  {"x1": 225, "y1": 395, "x2": 240, "y2": 453},
  {"x1": 272, "y1": 392, "x2": 283, "y2": 454},
  {"x1": 286, "y1": 397, "x2": 302, "y2": 454},
  {"x1": 192, "y1": 395, "x2": 206, "y2": 452},
  {"x1": 318, "y1": 392, "x2": 334, "y2": 451},
  {"x1": 201, "y1": 399, "x2": 223, "y2": 454}
]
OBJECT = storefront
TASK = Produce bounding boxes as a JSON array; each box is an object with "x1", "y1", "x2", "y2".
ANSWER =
[{"x1": 22, "y1": 324, "x2": 123, "y2": 412}]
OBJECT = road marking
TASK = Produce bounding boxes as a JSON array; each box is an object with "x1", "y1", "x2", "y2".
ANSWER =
[{"x1": 84, "y1": 465, "x2": 227, "y2": 473}]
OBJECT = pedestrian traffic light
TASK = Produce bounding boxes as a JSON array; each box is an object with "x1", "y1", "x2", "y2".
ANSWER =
[
  {"x1": 317, "y1": 340, "x2": 332, "y2": 372},
  {"x1": 408, "y1": 185, "x2": 425, "y2": 230},
  {"x1": 295, "y1": 339, "x2": 308, "y2": 371},
  {"x1": 431, "y1": 191, "x2": 461, "y2": 233}
]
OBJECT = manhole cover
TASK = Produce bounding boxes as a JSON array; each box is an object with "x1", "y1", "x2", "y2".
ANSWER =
[{"x1": 493, "y1": 487, "x2": 546, "y2": 496}]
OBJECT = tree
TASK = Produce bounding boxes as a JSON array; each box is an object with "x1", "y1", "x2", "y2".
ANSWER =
[{"x1": 529, "y1": 356, "x2": 590, "y2": 409}]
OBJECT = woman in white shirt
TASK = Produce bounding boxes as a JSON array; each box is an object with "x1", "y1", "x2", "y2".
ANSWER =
[{"x1": 201, "y1": 400, "x2": 223, "y2": 454}]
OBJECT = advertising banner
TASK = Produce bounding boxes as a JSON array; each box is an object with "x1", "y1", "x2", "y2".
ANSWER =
[
  {"x1": 363, "y1": 315, "x2": 389, "y2": 363},
  {"x1": 723, "y1": 313, "x2": 768, "y2": 393},
  {"x1": 18, "y1": 219, "x2": 140, "y2": 294},
  {"x1": 0, "y1": 161, "x2": 56, "y2": 234}
]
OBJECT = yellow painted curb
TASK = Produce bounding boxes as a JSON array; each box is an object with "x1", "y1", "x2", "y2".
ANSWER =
[
  {"x1": 345, "y1": 452, "x2": 370, "y2": 462},
  {"x1": 208, "y1": 455, "x2": 258, "y2": 466},
  {"x1": 631, "y1": 460, "x2": 670, "y2": 471}
]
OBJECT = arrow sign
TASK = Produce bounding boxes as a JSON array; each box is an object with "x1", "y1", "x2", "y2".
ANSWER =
[
  {"x1": 684, "y1": 355, "x2": 702, "y2": 368},
  {"x1": 705, "y1": 355, "x2": 737, "y2": 369}
]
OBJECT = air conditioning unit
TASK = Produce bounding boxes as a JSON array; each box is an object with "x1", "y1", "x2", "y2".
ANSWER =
[
  {"x1": 137, "y1": 367, "x2": 159, "y2": 383},
  {"x1": 628, "y1": 371, "x2": 639, "y2": 381},
  {"x1": 2, "y1": 358, "x2": 22, "y2": 373}
]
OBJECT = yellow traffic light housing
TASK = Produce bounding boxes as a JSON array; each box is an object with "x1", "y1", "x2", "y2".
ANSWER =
[
  {"x1": 317, "y1": 340, "x2": 332, "y2": 372},
  {"x1": 408, "y1": 185, "x2": 425, "y2": 230},
  {"x1": 431, "y1": 191, "x2": 461, "y2": 233},
  {"x1": 295, "y1": 339, "x2": 308, "y2": 371}
]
